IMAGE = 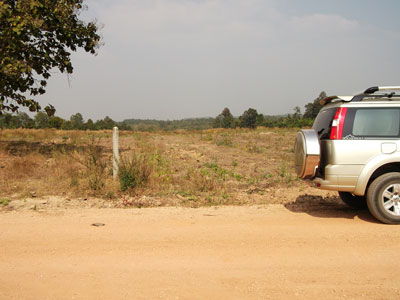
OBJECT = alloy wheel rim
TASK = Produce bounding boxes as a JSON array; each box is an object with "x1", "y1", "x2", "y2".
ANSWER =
[{"x1": 381, "y1": 183, "x2": 400, "y2": 216}]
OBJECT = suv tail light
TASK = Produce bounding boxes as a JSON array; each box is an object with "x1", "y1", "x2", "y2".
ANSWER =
[{"x1": 330, "y1": 107, "x2": 347, "y2": 140}]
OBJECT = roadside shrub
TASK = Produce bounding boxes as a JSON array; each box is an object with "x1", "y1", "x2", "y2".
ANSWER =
[
  {"x1": 83, "y1": 137, "x2": 107, "y2": 191},
  {"x1": 118, "y1": 152, "x2": 152, "y2": 192},
  {"x1": 0, "y1": 198, "x2": 11, "y2": 206}
]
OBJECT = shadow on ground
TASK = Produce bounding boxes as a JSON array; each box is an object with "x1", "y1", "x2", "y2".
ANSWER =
[{"x1": 284, "y1": 194, "x2": 379, "y2": 224}]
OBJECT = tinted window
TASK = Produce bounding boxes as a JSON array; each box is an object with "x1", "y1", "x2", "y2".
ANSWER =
[
  {"x1": 312, "y1": 108, "x2": 336, "y2": 139},
  {"x1": 343, "y1": 108, "x2": 400, "y2": 139}
]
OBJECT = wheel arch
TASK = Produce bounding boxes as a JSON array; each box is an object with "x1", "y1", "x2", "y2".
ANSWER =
[{"x1": 355, "y1": 161, "x2": 400, "y2": 196}]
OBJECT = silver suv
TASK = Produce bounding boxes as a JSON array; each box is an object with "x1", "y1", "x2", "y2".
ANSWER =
[{"x1": 295, "y1": 86, "x2": 400, "y2": 224}]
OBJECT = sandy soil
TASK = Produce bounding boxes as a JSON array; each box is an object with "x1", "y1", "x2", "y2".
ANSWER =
[{"x1": 1, "y1": 202, "x2": 399, "y2": 300}]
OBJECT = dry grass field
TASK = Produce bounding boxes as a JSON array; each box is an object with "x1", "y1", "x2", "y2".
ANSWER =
[{"x1": 0, "y1": 127, "x2": 334, "y2": 209}]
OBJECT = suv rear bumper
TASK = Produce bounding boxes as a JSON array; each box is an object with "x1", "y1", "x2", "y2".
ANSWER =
[
  {"x1": 308, "y1": 164, "x2": 364, "y2": 194},
  {"x1": 309, "y1": 176, "x2": 357, "y2": 192}
]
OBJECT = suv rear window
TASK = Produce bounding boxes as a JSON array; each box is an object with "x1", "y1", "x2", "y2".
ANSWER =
[
  {"x1": 312, "y1": 108, "x2": 336, "y2": 139},
  {"x1": 343, "y1": 108, "x2": 400, "y2": 139}
]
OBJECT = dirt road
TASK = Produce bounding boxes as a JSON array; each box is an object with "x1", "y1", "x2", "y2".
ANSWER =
[{"x1": 1, "y1": 203, "x2": 399, "y2": 300}]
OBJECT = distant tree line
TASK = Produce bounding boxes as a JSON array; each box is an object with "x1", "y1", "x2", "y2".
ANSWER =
[
  {"x1": 213, "y1": 91, "x2": 326, "y2": 129},
  {"x1": 123, "y1": 118, "x2": 215, "y2": 131},
  {"x1": 212, "y1": 107, "x2": 313, "y2": 129},
  {"x1": 0, "y1": 92, "x2": 326, "y2": 131},
  {"x1": 0, "y1": 112, "x2": 131, "y2": 130}
]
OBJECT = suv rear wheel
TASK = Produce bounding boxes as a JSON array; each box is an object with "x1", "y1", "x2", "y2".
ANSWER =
[
  {"x1": 338, "y1": 192, "x2": 367, "y2": 209},
  {"x1": 367, "y1": 172, "x2": 400, "y2": 224}
]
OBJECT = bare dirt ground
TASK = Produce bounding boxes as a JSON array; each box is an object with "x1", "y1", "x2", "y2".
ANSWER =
[{"x1": 1, "y1": 200, "x2": 399, "y2": 300}]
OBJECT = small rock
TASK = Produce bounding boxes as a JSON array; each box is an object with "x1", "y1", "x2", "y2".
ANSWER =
[
  {"x1": 40, "y1": 200, "x2": 48, "y2": 205},
  {"x1": 31, "y1": 192, "x2": 37, "y2": 198},
  {"x1": 91, "y1": 223, "x2": 105, "y2": 227}
]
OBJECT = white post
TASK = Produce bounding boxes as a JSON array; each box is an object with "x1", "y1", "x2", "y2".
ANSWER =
[{"x1": 113, "y1": 127, "x2": 119, "y2": 180}]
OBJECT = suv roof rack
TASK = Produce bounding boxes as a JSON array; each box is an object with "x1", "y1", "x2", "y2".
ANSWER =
[
  {"x1": 320, "y1": 86, "x2": 400, "y2": 106},
  {"x1": 364, "y1": 86, "x2": 400, "y2": 94}
]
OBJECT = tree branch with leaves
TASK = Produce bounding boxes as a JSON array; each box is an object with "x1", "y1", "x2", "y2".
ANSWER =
[{"x1": 0, "y1": 0, "x2": 101, "y2": 115}]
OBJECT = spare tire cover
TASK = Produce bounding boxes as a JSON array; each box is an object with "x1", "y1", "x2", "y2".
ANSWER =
[{"x1": 294, "y1": 129, "x2": 320, "y2": 179}]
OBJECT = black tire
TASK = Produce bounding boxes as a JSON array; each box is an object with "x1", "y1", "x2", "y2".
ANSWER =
[
  {"x1": 367, "y1": 172, "x2": 400, "y2": 224},
  {"x1": 338, "y1": 192, "x2": 367, "y2": 209}
]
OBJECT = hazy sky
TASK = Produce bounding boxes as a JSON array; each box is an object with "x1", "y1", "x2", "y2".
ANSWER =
[{"x1": 38, "y1": 0, "x2": 400, "y2": 121}]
